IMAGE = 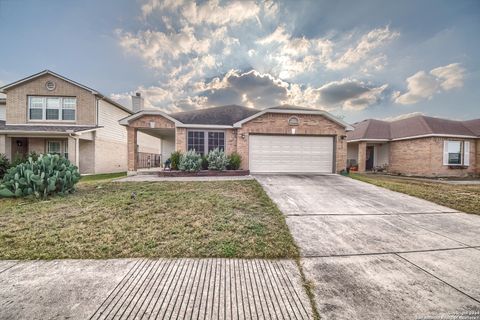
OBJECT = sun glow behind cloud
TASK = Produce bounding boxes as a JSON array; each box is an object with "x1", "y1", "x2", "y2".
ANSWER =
[{"x1": 112, "y1": 0, "x2": 465, "y2": 117}]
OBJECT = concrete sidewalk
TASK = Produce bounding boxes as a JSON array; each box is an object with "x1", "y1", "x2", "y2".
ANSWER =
[{"x1": 0, "y1": 258, "x2": 312, "y2": 320}]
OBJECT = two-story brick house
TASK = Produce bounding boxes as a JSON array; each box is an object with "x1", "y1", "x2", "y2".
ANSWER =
[{"x1": 0, "y1": 70, "x2": 160, "y2": 174}]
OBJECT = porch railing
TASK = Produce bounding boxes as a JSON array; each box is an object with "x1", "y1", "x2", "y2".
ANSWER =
[{"x1": 137, "y1": 152, "x2": 162, "y2": 169}]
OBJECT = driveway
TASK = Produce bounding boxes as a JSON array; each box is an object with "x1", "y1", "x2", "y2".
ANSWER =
[{"x1": 256, "y1": 174, "x2": 480, "y2": 320}]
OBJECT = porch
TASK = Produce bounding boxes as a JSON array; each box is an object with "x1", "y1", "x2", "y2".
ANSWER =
[
  {"x1": 0, "y1": 134, "x2": 89, "y2": 170},
  {"x1": 347, "y1": 141, "x2": 390, "y2": 173}
]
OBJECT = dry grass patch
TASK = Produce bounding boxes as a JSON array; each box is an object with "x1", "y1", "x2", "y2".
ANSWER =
[
  {"x1": 0, "y1": 179, "x2": 298, "y2": 260},
  {"x1": 350, "y1": 174, "x2": 480, "y2": 214}
]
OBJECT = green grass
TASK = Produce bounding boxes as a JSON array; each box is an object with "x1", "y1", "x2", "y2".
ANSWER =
[
  {"x1": 0, "y1": 179, "x2": 298, "y2": 260},
  {"x1": 79, "y1": 172, "x2": 127, "y2": 183},
  {"x1": 350, "y1": 173, "x2": 480, "y2": 214}
]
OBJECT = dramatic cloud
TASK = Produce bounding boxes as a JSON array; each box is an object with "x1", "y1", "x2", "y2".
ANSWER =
[
  {"x1": 394, "y1": 63, "x2": 465, "y2": 104},
  {"x1": 113, "y1": 1, "x2": 400, "y2": 113},
  {"x1": 314, "y1": 79, "x2": 388, "y2": 110}
]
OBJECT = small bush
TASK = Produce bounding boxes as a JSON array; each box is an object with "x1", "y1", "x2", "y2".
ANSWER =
[
  {"x1": 11, "y1": 151, "x2": 40, "y2": 167},
  {"x1": 0, "y1": 154, "x2": 80, "y2": 198},
  {"x1": 0, "y1": 153, "x2": 10, "y2": 179},
  {"x1": 170, "y1": 151, "x2": 182, "y2": 170},
  {"x1": 207, "y1": 148, "x2": 229, "y2": 171},
  {"x1": 201, "y1": 155, "x2": 209, "y2": 170},
  {"x1": 228, "y1": 152, "x2": 242, "y2": 170},
  {"x1": 178, "y1": 150, "x2": 202, "y2": 172}
]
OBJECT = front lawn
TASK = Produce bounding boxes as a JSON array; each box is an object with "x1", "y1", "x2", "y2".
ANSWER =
[
  {"x1": 0, "y1": 178, "x2": 298, "y2": 260},
  {"x1": 350, "y1": 173, "x2": 480, "y2": 214}
]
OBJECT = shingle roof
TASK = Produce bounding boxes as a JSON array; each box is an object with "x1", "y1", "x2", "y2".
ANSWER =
[
  {"x1": 0, "y1": 121, "x2": 100, "y2": 133},
  {"x1": 169, "y1": 105, "x2": 259, "y2": 126},
  {"x1": 347, "y1": 115, "x2": 480, "y2": 141}
]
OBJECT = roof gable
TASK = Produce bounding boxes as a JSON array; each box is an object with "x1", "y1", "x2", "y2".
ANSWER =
[{"x1": 0, "y1": 70, "x2": 132, "y2": 114}]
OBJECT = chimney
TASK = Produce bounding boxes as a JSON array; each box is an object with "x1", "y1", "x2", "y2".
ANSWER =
[{"x1": 131, "y1": 92, "x2": 144, "y2": 112}]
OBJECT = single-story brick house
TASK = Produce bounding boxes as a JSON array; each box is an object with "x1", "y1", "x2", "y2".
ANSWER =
[
  {"x1": 347, "y1": 115, "x2": 480, "y2": 177},
  {"x1": 0, "y1": 70, "x2": 161, "y2": 174},
  {"x1": 119, "y1": 105, "x2": 353, "y2": 175}
]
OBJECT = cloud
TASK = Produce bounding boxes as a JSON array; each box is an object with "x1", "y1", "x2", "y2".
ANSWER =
[
  {"x1": 383, "y1": 112, "x2": 425, "y2": 122},
  {"x1": 314, "y1": 79, "x2": 388, "y2": 110},
  {"x1": 181, "y1": 0, "x2": 260, "y2": 26},
  {"x1": 328, "y1": 26, "x2": 399, "y2": 70},
  {"x1": 394, "y1": 63, "x2": 465, "y2": 104},
  {"x1": 112, "y1": 69, "x2": 387, "y2": 113}
]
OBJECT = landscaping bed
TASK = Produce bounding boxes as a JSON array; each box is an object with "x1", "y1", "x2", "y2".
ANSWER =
[
  {"x1": 157, "y1": 169, "x2": 250, "y2": 177},
  {"x1": 350, "y1": 173, "x2": 480, "y2": 214},
  {"x1": 0, "y1": 175, "x2": 298, "y2": 260}
]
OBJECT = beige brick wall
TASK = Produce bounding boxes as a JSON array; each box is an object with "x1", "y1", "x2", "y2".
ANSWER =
[
  {"x1": 28, "y1": 138, "x2": 46, "y2": 154},
  {"x1": 388, "y1": 137, "x2": 477, "y2": 177},
  {"x1": 226, "y1": 129, "x2": 237, "y2": 155},
  {"x1": 236, "y1": 113, "x2": 347, "y2": 172},
  {"x1": 79, "y1": 139, "x2": 95, "y2": 174},
  {"x1": 5, "y1": 74, "x2": 96, "y2": 125}
]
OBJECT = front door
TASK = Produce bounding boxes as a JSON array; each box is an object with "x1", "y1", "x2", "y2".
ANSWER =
[
  {"x1": 366, "y1": 146, "x2": 374, "y2": 170},
  {"x1": 11, "y1": 138, "x2": 28, "y2": 160}
]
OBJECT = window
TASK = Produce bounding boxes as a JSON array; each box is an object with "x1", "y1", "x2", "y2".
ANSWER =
[
  {"x1": 47, "y1": 141, "x2": 68, "y2": 158},
  {"x1": 29, "y1": 97, "x2": 44, "y2": 120},
  {"x1": 444, "y1": 140, "x2": 470, "y2": 166},
  {"x1": 208, "y1": 131, "x2": 225, "y2": 152},
  {"x1": 187, "y1": 130, "x2": 225, "y2": 155},
  {"x1": 46, "y1": 97, "x2": 60, "y2": 120},
  {"x1": 28, "y1": 96, "x2": 76, "y2": 121},
  {"x1": 187, "y1": 131, "x2": 205, "y2": 155},
  {"x1": 62, "y1": 98, "x2": 76, "y2": 120}
]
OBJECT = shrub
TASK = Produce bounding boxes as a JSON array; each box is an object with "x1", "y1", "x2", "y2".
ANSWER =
[
  {"x1": 170, "y1": 151, "x2": 182, "y2": 170},
  {"x1": 201, "y1": 155, "x2": 209, "y2": 170},
  {"x1": 11, "y1": 151, "x2": 40, "y2": 167},
  {"x1": 228, "y1": 152, "x2": 242, "y2": 170},
  {"x1": 0, "y1": 153, "x2": 10, "y2": 179},
  {"x1": 207, "y1": 148, "x2": 229, "y2": 171},
  {"x1": 0, "y1": 154, "x2": 80, "y2": 198},
  {"x1": 178, "y1": 150, "x2": 202, "y2": 172}
]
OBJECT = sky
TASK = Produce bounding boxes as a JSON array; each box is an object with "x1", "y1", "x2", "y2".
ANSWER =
[{"x1": 0, "y1": 0, "x2": 479, "y2": 123}]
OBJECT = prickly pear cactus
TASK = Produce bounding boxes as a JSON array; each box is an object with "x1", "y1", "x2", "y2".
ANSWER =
[{"x1": 0, "y1": 154, "x2": 80, "y2": 198}]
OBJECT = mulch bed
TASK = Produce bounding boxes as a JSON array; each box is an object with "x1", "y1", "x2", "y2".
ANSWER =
[{"x1": 158, "y1": 170, "x2": 250, "y2": 177}]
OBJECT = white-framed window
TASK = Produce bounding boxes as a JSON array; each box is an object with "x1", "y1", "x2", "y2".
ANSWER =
[
  {"x1": 47, "y1": 140, "x2": 68, "y2": 159},
  {"x1": 28, "y1": 96, "x2": 76, "y2": 121},
  {"x1": 29, "y1": 97, "x2": 44, "y2": 120},
  {"x1": 187, "y1": 130, "x2": 225, "y2": 155},
  {"x1": 443, "y1": 140, "x2": 470, "y2": 166}
]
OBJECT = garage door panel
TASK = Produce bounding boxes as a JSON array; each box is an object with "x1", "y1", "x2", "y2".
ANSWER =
[{"x1": 249, "y1": 135, "x2": 334, "y2": 173}]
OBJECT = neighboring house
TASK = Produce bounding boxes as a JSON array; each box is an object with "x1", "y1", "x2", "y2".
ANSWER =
[
  {"x1": 0, "y1": 70, "x2": 160, "y2": 174},
  {"x1": 347, "y1": 115, "x2": 480, "y2": 177},
  {"x1": 119, "y1": 105, "x2": 352, "y2": 174}
]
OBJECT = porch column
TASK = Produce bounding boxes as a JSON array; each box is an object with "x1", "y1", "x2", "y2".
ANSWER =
[
  {"x1": 127, "y1": 127, "x2": 138, "y2": 173},
  {"x1": 358, "y1": 141, "x2": 367, "y2": 173},
  {"x1": 67, "y1": 136, "x2": 79, "y2": 167},
  {"x1": 0, "y1": 135, "x2": 11, "y2": 160}
]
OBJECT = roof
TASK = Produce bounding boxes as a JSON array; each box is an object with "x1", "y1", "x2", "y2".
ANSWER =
[
  {"x1": 0, "y1": 120, "x2": 100, "y2": 134},
  {"x1": 347, "y1": 115, "x2": 480, "y2": 141},
  {"x1": 170, "y1": 105, "x2": 259, "y2": 126},
  {"x1": 0, "y1": 70, "x2": 132, "y2": 114},
  {"x1": 120, "y1": 104, "x2": 353, "y2": 130}
]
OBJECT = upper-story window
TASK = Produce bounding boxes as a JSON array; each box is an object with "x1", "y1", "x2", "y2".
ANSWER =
[{"x1": 28, "y1": 96, "x2": 76, "y2": 121}]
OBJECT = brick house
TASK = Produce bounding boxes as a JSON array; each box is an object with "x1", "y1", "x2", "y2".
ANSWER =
[
  {"x1": 347, "y1": 115, "x2": 480, "y2": 177},
  {"x1": 119, "y1": 105, "x2": 352, "y2": 175},
  {"x1": 0, "y1": 70, "x2": 160, "y2": 174}
]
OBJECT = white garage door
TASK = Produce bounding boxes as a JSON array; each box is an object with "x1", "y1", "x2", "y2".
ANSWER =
[{"x1": 249, "y1": 135, "x2": 334, "y2": 173}]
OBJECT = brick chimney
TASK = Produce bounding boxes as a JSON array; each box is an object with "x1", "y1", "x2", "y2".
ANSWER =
[{"x1": 131, "y1": 92, "x2": 144, "y2": 113}]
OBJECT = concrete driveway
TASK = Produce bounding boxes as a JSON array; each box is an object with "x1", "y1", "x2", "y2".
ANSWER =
[{"x1": 256, "y1": 174, "x2": 480, "y2": 320}]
